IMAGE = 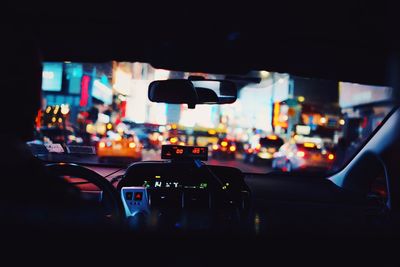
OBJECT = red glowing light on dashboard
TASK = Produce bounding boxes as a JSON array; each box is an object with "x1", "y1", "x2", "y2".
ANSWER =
[
  {"x1": 192, "y1": 148, "x2": 200, "y2": 154},
  {"x1": 134, "y1": 192, "x2": 143, "y2": 201},
  {"x1": 176, "y1": 149, "x2": 184, "y2": 154}
]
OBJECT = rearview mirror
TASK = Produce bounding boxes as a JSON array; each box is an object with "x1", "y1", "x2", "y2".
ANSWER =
[{"x1": 148, "y1": 79, "x2": 237, "y2": 108}]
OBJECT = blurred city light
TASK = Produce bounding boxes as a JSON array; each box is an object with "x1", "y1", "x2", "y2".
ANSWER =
[
  {"x1": 129, "y1": 142, "x2": 136, "y2": 148},
  {"x1": 297, "y1": 151, "x2": 305, "y2": 158},
  {"x1": 260, "y1": 70, "x2": 270, "y2": 79},
  {"x1": 60, "y1": 104, "x2": 70, "y2": 115}
]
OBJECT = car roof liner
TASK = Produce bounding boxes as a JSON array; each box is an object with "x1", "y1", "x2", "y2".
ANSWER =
[{"x1": 5, "y1": 1, "x2": 400, "y2": 85}]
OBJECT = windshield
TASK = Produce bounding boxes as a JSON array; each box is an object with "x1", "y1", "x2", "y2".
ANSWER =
[{"x1": 29, "y1": 61, "x2": 394, "y2": 174}]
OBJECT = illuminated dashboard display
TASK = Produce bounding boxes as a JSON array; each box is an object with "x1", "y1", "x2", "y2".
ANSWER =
[
  {"x1": 143, "y1": 175, "x2": 208, "y2": 190},
  {"x1": 161, "y1": 145, "x2": 208, "y2": 161}
]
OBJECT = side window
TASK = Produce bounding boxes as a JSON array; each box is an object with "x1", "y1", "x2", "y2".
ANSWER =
[
  {"x1": 369, "y1": 169, "x2": 388, "y2": 200},
  {"x1": 343, "y1": 152, "x2": 388, "y2": 202}
]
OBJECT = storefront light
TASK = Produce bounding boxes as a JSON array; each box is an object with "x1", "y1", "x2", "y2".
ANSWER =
[
  {"x1": 60, "y1": 104, "x2": 70, "y2": 115},
  {"x1": 297, "y1": 96, "x2": 305, "y2": 103},
  {"x1": 118, "y1": 95, "x2": 127, "y2": 101},
  {"x1": 97, "y1": 124, "x2": 107, "y2": 135},
  {"x1": 86, "y1": 124, "x2": 96, "y2": 134},
  {"x1": 260, "y1": 70, "x2": 270, "y2": 79},
  {"x1": 114, "y1": 69, "x2": 132, "y2": 95},
  {"x1": 53, "y1": 105, "x2": 59, "y2": 115}
]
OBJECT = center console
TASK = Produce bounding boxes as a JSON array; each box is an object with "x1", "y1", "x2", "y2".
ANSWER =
[{"x1": 118, "y1": 145, "x2": 251, "y2": 231}]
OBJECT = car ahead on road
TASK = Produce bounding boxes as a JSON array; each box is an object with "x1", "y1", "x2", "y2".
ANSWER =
[
  {"x1": 97, "y1": 133, "x2": 143, "y2": 163},
  {"x1": 39, "y1": 126, "x2": 84, "y2": 145},
  {"x1": 162, "y1": 136, "x2": 186, "y2": 146},
  {"x1": 243, "y1": 135, "x2": 284, "y2": 164},
  {"x1": 211, "y1": 139, "x2": 237, "y2": 159},
  {"x1": 272, "y1": 141, "x2": 335, "y2": 172},
  {"x1": 122, "y1": 120, "x2": 164, "y2": 149}
]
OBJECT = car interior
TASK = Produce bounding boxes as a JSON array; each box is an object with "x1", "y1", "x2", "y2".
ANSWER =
[{"x1": 2, "y1": 1, "x2": 400, "y2": 266}]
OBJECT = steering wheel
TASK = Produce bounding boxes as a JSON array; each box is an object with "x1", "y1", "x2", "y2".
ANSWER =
[{"x1": 45, "y1": 163, "x2": 125, "y2": 223}]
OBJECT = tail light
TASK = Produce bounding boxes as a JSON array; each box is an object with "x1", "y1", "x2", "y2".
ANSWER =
[
  {"x1": 255, "y1": 143, "x2": 261, "y2": 151},
  {"x1": 221, "y1": 141, "x2": 228, "y2": 147},
  {"x1": 99, "y1": 142, "x2": 106, "y2": 148},
  {"x1": 212, "y1": 144, "x2": 219, "y2": 150},
  {"x1": 229, "y1": 146, "x2": 236, "y2": 152},
  {"x1": 328, "y1": 153, "x2": 335, "y2": 160}
]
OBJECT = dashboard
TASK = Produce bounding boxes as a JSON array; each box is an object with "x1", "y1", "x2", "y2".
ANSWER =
[
  {"x1": 115, "y1": 158, "x2": 251, "y2": 231},
  {"x1": 119, "y1": 162, "x2": 213, "y2": 190},
  {"x1": 82, "y1": 159, "x2": 388, "y2": 238},
  {"x1": 119, "y1": 160, "x2": 249, "y2": 192},
  {"x1": 75, "y1": 156, "x2": 388, "y2": 237}
]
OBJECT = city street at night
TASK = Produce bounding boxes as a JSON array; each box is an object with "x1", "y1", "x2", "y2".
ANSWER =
[
  {"x1": 36, "y1": 149, "x2": 273, "y2": 174},
  {"x1": 33, "y1": 60, "x2": 391, "y2": 177},
  {"x1": 142, "y1": 149, "x2": 272, "y2": 173}
]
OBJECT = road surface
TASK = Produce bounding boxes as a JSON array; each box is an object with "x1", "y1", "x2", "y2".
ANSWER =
[{"x1": 142, "y1": 149, "x2": 272, "y2": 173}]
